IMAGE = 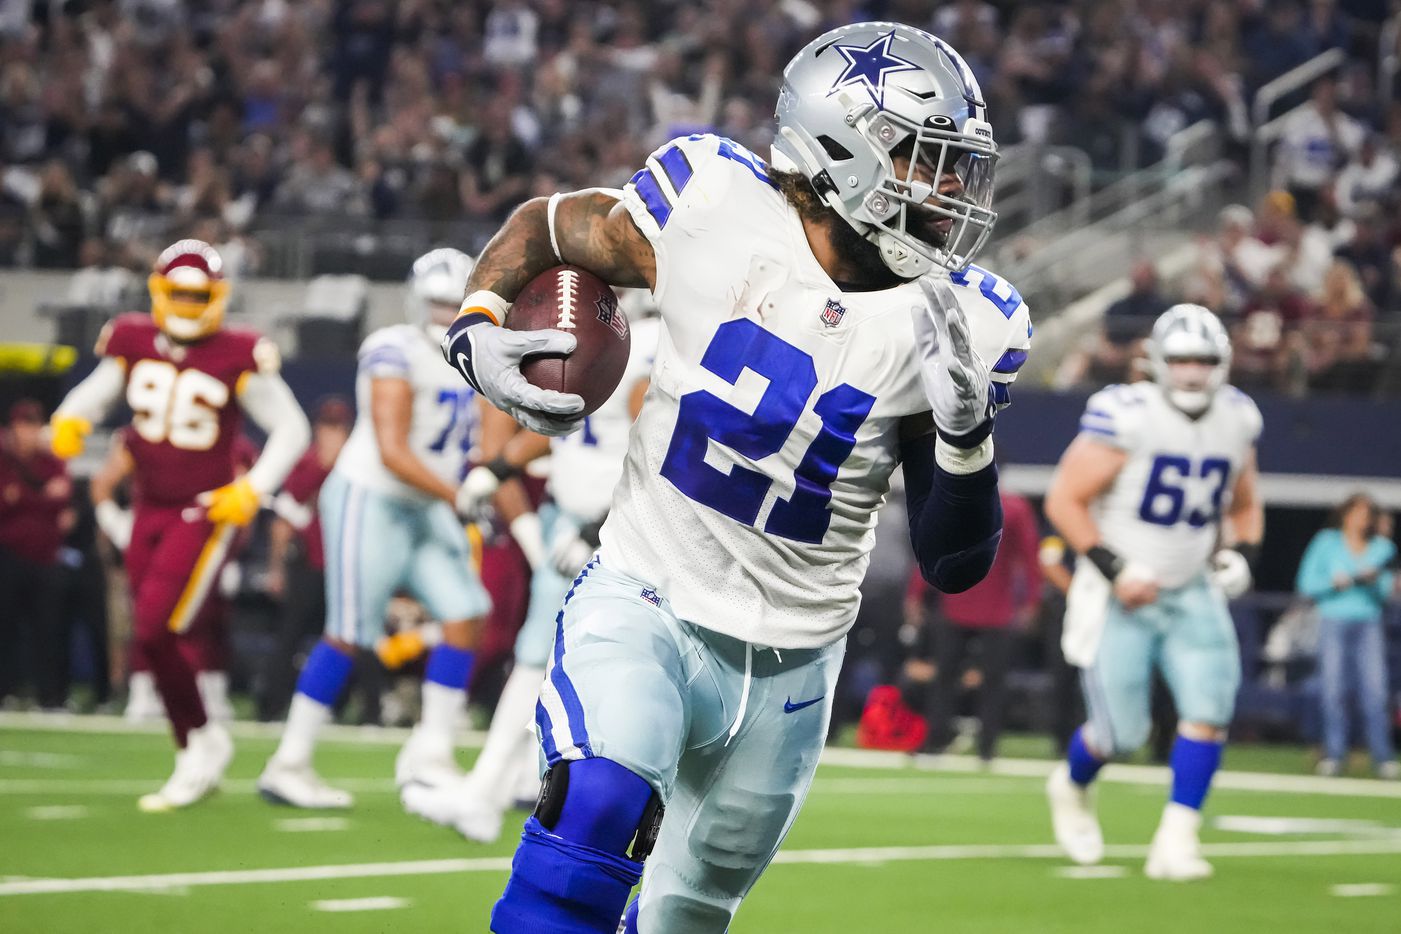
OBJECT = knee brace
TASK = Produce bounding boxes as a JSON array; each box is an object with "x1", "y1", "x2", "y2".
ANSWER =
[{"x1": 491, "y1": 759, "x2": 665, "y2": 934}]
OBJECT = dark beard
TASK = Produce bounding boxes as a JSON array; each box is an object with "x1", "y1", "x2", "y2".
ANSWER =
[{"x1": 827, "y1": 215, "x2": 905, "y2": 290}]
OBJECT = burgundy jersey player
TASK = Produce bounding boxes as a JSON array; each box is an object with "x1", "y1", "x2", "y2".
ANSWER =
[{"x1": 51, "y1": 239, "x2": 310, "y2": 812}]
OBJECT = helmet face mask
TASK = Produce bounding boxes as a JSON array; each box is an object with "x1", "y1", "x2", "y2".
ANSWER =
[
  {"x1": 773, "y1": 22, "x2": 998, "y2": 279},
  {"x1": 406, "y1": 248, "x2": 475, "y2": 340},
  {"x1": 148, "y1": 240, "x2": 228, "y2": 342},
  {"x1": 1147, "y1": 305, "x2": 1233, "y2": 416}
]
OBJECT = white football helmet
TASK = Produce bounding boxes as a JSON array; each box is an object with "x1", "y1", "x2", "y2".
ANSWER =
[
  {"x1": 406, "y1": 248, "x2": 475, "y2": 340},
  {"x1": 1147, "y1": 304, "x2": 1232, "y2": 415},
  {"x1": 772, "y1": 22, "x2": 997, "y2": 278}
]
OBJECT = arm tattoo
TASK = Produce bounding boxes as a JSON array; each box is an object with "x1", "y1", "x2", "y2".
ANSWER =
[{"x1": 463, "y1": 192, "x2": 656, "y2": 304}]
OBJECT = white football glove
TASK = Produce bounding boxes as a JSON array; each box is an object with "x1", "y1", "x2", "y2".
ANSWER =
[
  {"x1": 94, "y1": 500, "x2": 133, "y2": 552},
  {"x1": 509, "y1": 512, "x2": 547, "y2": 571},
  {"x1": 455, "y1": 464, "x2": 503, "y2": 518},
  {"x1": 548, "y1": 526, "x2": 597, "y2": 579},
  {"x1": 442, "y1": 318, "x2": 584, "y2": 436},
  {"x1": 1211, "y1": 548, "x2": 1252, "y2": 599},
  {"x1": 911, "y1": 276, "x2": 994, "y2": 441}
]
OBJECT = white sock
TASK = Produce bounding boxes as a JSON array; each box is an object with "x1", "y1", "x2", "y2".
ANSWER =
[
  {"x1": 125, "y1": 671, "x2": 164, "y2": 720},
  {"x1": 419, "y1": 681, "x2": 466, "y2": 753},
  {"x1": 196, "y1": 671, "x2": 232, "y2": 722},
  {"x1": 271, "y1": 693, "x2": 332, "y2": 769},
  {"x1": 469, "y1": 665, "x2": 545, "y2": 810}
]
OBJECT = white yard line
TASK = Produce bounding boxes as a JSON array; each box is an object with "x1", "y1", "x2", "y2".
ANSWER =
[
  {"x1": 1330, "y1": 883, "x2": 1394, "y2": 897},
  {"x1": 272, "y1": 817, "x2": 350, "y2": 833},
  {"x1": 6, "y1": 712, "x2": 1401, "y2": 798},
  {"x1": 0, "y1": 778, "x2": 399, "y2": 796},
  {"x1": 4, "y1": 838, "x2": 1401, "y2": 897},
  {"x1": 24, "y1": 806, "x2": 89, "y2": 821},
  {"x1": 311, "y1": 896, "x2": 410, "y2": 912}
]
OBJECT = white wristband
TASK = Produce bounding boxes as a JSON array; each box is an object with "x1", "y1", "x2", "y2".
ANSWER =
[
  {"x1": 459, "y1": 289, "x2": 511, "y2": 326},
  {"x1": 546, "y1": 192, "x2": 565, "y2": 263},
  {"x1": 934, "y1": 435, "x2": 994, "y2": 475}
]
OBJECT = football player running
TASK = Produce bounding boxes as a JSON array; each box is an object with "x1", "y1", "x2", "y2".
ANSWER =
[
  {"x1": 1044, "y1": 305, "x2": 1263, "y2": 881},
  {"x1": 50, "y1": 240, "x2": 310, "y2": 811},
  {"x1": 405, "y1": 305, "x2": 660, "y2": 843},
  {"x1": 441, "y1": 22, "x2": 1032, "y2": 932},
  {"x1": 258, "y1": 248, "x2": 495, "y2": 810}
]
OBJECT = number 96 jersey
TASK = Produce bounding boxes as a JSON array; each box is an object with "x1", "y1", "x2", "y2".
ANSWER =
[
  {"x1": 601, "y1": 134, "x2": 1032, "y2": 649},
  {"x1": 97, "y1": 313, "x2": 273, "y2": 507},
  {"x1": 1080, "y1": 381, "x2": 1262, "y2": 588}
]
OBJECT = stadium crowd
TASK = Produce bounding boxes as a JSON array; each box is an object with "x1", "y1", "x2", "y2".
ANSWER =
[{"x1": 0, "y1": 1, "x2": 1397, "y2": 281}]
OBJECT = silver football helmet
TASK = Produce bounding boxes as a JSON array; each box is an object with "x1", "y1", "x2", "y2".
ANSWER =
[
  {"x1": 1147, "y1": 304, "x2": 1233, "y2": 415},
  {"x1": 406, "y1": 247, "x2": 475, "y2": 340},
  {"x1": 772, "y1": 22, "x2": 997, "y2": 278}
]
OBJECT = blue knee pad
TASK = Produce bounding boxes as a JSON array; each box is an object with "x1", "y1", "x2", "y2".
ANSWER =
[{"x1": 491, "y1": 759, "x2": 659, "y2": 934}]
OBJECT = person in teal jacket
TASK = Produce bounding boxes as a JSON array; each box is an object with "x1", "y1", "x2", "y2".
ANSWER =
[{"x1": 1295, "y1": 493, "x2": 1398, "y2": 778}]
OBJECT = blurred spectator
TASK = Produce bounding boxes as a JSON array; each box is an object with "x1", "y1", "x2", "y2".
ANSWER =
[
  {"x1": 29, "y1": 159, "x2": 86, "y2": 268},
  {"x1": 1273, "y1": 78, "x2": 1365, "y2": 222},
  {"x1": 1233, "y1": 261, "x2": 1316, "y2": 391},
  {"x1": 1201, "y1": 204, "x2": 1283, "y2": 312},
  {"x1": 65, "y1": 237, "x2": 140, "y2": 308},
  {"x1": 0, "y1": 400, "x2": 75, "y2": 709},
  {"x1": 1334, "y1": 134, "x2": 1398, "y2": 219},
  {"x1": 98, "y1": 151, "x2": 169, "y2": 260},
  {"x1": 1334, "y1": 204, "x2": 1394, "y2": 311},
  {"x1": 1242, "y1": 2, "x2": 1313, "y2": 93},
  {"x1": 906, "y1": 489, "x2": 1042, "y2": 763},
  {"x1": 272, "y1": 131, "x2": 365, "y2": 216},
  {"x1": 1295, "y1": 492, "x2": 1398, "y2": 778},
  {"x1": 1303, "y1": 258, "x2": 1376, "y2": 392},
  {"x1": 459, "y1": 99, "x2": 534, "y2": 222},
  {"x1": 1083, "y1": 260, "x2": 1171, "y2": 385}
]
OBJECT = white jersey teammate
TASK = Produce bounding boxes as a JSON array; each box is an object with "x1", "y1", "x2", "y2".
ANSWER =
[
  {"x1": 442, "y1": 23, "x2": 1030, "y2": 932},
  {"x1": 1045, "y1": 304, "x2": 1264, "y2": 881},
  {"x1": 258, "y1": 248, "x2": 494, "y2": 810},
  {"x1": 406, "y1": 310, "x2": 660, "y2": 842}
]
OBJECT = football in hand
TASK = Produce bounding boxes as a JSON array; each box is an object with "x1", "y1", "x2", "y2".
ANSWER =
[{"x1": 506, "y1": 265, "x2": 631, "y2": 418}]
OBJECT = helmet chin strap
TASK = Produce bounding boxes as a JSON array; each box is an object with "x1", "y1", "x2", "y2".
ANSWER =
[
  {"x1": 1167, "y1": 387, "x2": 1213, "y2": 416},
  {"x1": 871, "y1": 228, "x2": 932, "y2": 279}
]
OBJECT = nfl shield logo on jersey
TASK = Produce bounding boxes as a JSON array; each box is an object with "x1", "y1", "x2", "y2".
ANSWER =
[{"x1": 821, "y1": 298, "x2": 846, "y2": 328}]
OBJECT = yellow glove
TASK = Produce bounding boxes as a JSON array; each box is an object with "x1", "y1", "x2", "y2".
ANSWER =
[
  {"x1": 377, "y1": 629, "x2": 428, "y2": 670},
  {"x1": 50, "y1": 414, "x2": 91, "y2": 460},
  {"x1": 202, "y1": 477, "x2": 261, "y2": 526}
]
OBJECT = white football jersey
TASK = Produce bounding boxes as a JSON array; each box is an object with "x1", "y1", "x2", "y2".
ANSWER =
[
  {"x1": 548, "y1": 316, "x2": 660, "y2": 522},
  {"x1": 334, "y1": 324, "x2": 479, "y2": 501},
  {"x1": 1080, "y1": 381, "x2": 1262, "y2": 588},
  {"x1": 598, "y1": 134, "x2": 1033, "y2": 649}
]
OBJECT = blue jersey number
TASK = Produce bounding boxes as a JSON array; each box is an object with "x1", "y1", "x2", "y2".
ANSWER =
[
  {"x1": 1138, "y1": 454, "x2": 1231, "y2": 528},
  {"x1": 429, "y1": 387, "x2": 476, "y2": 454},
  {"x1": 659, "y1": 319, "x2": 876, "y2": 545}
]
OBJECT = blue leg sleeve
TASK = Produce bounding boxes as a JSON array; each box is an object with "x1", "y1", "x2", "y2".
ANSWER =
[
  {"x1": 621, "y1": 896, "x2": 640, "y2": 933},
  {"x1": 294, "y1": 641, "x2": 354, "y2": 706},
  {"x1": 1067, "y1": 725, "x2": 1105, "y2": 787},
  {"x1": 491, "y1": 759, "x2": 652, "y2": 934},
  {"x1": 1169, "y1": 735, "x2": 1223, "y2": 810}
]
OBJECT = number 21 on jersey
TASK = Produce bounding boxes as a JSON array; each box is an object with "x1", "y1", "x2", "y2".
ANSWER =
[{"x1": 660, "y1": 319, "x2": 875, "y2": 545}]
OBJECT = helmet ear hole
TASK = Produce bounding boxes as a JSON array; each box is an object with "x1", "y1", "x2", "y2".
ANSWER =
[{"x1": 816, "y1": 135, "x2": 855, "y2": 161}]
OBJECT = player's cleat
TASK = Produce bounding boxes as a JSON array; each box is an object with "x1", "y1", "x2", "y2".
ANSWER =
[
  {"x1": 402, "y1": 776, "x2": 505, "y2": 843},
  {"x1": 257, "y1": 761, "x2": 353, "y2": 809},
  {"x1": 138, "y1": 722, "x2": 233, "y2": 812},
  {"x1": 395, "y1": 729, "x2": 463, "y2": 791},
  {"x1": 1145, "y1": 802, "x2": 1213, "y2": 881},
  {"x1": 1376, "y1": 761, "x2": 1399, "y2": 781},
  {"x1": 1046, "y1": 762, "x2": 1104, "y2": 865},
  {"x1": 1315, "y1": 758, "x2": 1341, "y2": 777}
]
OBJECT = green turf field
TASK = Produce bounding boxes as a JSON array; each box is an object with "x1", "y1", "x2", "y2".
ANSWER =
[{"x1": 3, "y1": 714, "x2": 1399, "y2": 933}]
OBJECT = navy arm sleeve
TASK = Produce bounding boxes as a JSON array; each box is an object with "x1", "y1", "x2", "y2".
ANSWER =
[{"x1": 899, "y1": 433, "x2": 1003, "y2": 593}]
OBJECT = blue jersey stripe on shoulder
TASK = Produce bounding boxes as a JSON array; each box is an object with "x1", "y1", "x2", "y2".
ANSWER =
[
  {"x1": 714, "y1": 137, "x2": 778, "y2": 190},
  {"x1": 656, "y1": 145, "x2": 694, "y2": 196},
  {"x1": 1080, "y1": 424, "x2": 1117, "y2": 439},
  {"x1": 992, "y1": 348, "x2": 1028, "y2": 375},
  {"x1": 630, "y1": 168, "x2": 673, "y2": 229}
]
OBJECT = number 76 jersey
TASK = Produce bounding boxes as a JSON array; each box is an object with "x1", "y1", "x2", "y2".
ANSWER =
[
  {"x1": 599, "y1": 134, "x2": 1032, "y2": 649},
  {"x1": 1081, "y1": 381, "x2": 1262, "y2": 588}
]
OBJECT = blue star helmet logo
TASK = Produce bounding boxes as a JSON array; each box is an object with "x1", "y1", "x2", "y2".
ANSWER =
[{"x1": 828, "y1": 30, "x2": 920, "y2": 110}]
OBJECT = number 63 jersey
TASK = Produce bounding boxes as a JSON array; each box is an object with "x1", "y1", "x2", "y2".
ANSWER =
[
  {"x1": 599, "y1": 134, "x2": 1032, "y2": 650},
  {"x1": 1080, "y1": 381, "x2": 1263, "y2": 588}
]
